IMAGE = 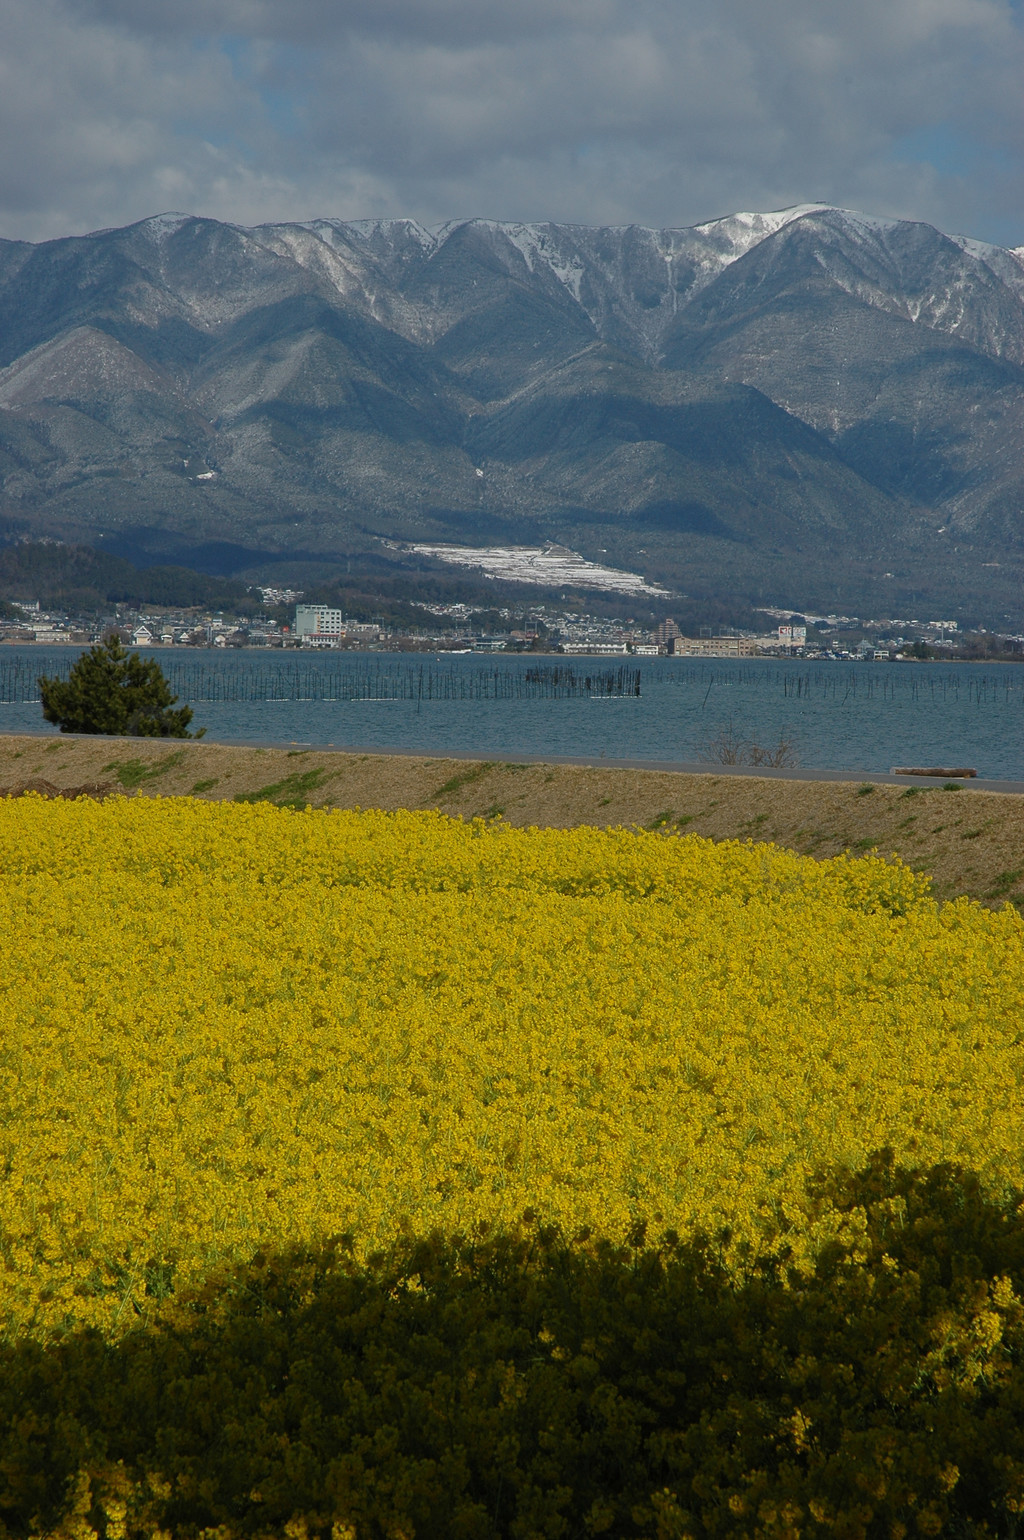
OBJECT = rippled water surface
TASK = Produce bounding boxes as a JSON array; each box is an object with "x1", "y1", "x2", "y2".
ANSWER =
[{"x1": 1, "y1": 648, "x2": 1021, "y2": 780}]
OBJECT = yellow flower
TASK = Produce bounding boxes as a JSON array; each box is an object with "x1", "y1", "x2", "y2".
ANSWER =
[{"x1": 0, "y1": 794, "x2": 1020, "y2": 1339}]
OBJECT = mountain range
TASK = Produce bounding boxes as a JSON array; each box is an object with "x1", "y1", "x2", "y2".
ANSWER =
[{"x1": 1, "y1": 203, "x2": 1023, "y2": 621}]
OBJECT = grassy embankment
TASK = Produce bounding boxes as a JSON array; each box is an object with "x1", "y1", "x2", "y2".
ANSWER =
[{"x1": 1, "y1": 731, "x2": 1021, "y2": 908}]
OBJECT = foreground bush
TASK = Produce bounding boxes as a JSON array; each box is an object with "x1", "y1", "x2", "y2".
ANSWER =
[
  {"x1": 0, "y1": 796, "x2": 1022, "y2": 1341},
  {"x1": 3, "y1": 1158, "x2": 1024, "y2": 1538}
]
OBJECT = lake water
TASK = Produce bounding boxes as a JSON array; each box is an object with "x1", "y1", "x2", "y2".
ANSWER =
[{"x1": 1, "y1": 648, "x2": 1022, "y2": 780}]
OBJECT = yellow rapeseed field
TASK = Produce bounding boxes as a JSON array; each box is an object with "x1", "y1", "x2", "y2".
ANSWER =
[{"x1": 1, "y1": 793, "x2": 1022, "y2": 1341}]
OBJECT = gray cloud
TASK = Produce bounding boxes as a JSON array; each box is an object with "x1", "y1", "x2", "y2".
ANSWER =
[
  {"x1": 74, "y1": 0, "x2": 621, "y2": 46},
  {"x1": 2, "y1": 0, "x2": 1023, "y2": 244}
]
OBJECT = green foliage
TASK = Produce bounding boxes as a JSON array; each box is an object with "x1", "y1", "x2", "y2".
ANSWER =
[
  {"x1": 953, "y1": 634, "x2": 1024, "y2": 661},
  {"x1": 38, "y1": 637, "x2": 201, "y2": 738},
  {"x1": 4, "y1": 1157, "x2": 1024, "y2": 1538},
  {"x1": 122, "y1": 564, "x2": 258, "y2": 613},
  {"x1": 101, "y1": 752, "x2": 187, "y2": 789},
  {"x1": 233, "y1": 767, "x2": 331, "y2": 808},
  {"x1": 295, "y1": 569, "x2": 760, "y2": 636},
  {"x1": 988, "y1": 869, "x2": 1024, "y2": 900},
  {"x1": 0, "y1": 542, "x2": 260, "y2": 615},
  {"x1": 432, "y1": 763, "x2": 495, "y2": 798}
]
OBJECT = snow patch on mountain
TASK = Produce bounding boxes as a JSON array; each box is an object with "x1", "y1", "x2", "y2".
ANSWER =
[
  {"x1": 498, "y1": 225, "x2": 588, "y2": 303},
  {"x1": 950, "y1": 234, "x2": 1024, "y2": 298},
  {"x1": 952, "y1": 235, "x2": 1004, "y2": 263},
  {"x1": 691, "y1": 204, "x2": 829, "y2": 258},
  {"x1": 342, "y1": 219, "x2": 438, "y2": 250},
  {"x1": 826, "y1": 209, "x2": 902, "y2": 242},
  {"x1": 406, "y1": 542, "x2": 670, "y2": 595},
  {"x1": 139, "y1": 213, "x2": 194, "y2": 241}
]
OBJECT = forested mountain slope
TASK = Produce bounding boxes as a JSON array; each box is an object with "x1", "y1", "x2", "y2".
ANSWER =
[{"x1": 2, "y1": 205, "x2": 1023, "y2": 618}]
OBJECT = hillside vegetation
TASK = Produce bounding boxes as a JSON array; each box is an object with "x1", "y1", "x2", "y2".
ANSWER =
[
  {"x1": 0, "y1": 542, "x2": 261, "y2": 615},
  {"x1": 5, "y1": 209, "x2": 1024, "y2": 617}
]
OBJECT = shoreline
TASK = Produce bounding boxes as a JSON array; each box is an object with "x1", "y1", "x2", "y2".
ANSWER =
[
  {"x1": 4, "y1": 639, "x2": 1024, "y2": 665},
  {"x1": 2, "y1": 731, "x2": 1022, "y2": 910},
  {"x1": 7, "y1": 729, "x2": 1020, "y2": 793}
]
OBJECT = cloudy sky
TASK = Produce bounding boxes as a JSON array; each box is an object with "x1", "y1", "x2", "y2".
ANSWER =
[{"x1": 2, "y1": 0, "x2": 1023, "y2": 245}]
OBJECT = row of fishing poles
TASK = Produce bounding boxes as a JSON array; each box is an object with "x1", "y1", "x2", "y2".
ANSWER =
[
  {"x1": 0, "y1": 659, "x2": 642, "y2": 705},
  {"x1": 659, "y1": 665, "x2": 1023, "y2": 704}
]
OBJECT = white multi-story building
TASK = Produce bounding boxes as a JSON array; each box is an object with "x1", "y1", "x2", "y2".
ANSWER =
[{"x1": 295, "y1": 605, "x2": 345, "y2": 639}]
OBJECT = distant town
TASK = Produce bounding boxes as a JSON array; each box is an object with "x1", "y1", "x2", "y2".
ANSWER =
[{"x1": 2, "y1": 587, "x2": 1022, "y2": 661}]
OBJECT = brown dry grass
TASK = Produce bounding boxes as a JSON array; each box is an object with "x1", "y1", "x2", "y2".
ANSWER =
[{"x1": 2, "y1": 733, "x2": 1023, "y2": 909}]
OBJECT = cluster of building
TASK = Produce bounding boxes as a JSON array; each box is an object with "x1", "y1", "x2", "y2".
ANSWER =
[
  {"x1": 4, "y1": 593, "x2": 1020, "y2": 661},
  {"x1": 0, "y1": 609, "x2": 290, "y2": 649},
  {"x1": 293, "y1": 606, "x2": 801, "y2": 655}
]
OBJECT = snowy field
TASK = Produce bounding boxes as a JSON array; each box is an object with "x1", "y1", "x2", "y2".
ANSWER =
[{"x1": 404, "y1": 542, "x2": 671, "y2": 596}]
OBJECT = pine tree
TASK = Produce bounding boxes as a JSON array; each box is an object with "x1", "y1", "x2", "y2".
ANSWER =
[{"x1": 38, "y1": 635, "x2": 202, "y2": 737}]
